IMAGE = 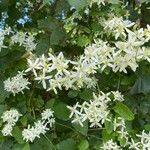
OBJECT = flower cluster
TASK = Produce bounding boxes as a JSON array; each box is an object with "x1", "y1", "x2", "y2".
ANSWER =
[
  {"x1": 113, "y1": 117, "x2": 129, "y2": 143},
  {"x1": 25, "y1": 52, "x2": 97, "y2": 93},
  {"x1": 4, "y1": 71, "x2": 30, "y2": 95},
  {"x1": 1, "y1": 109, "x2": 22, "y2": 136},
  {"x1": 89, "y1": 0, "x2": 109, "y2": 7},
  {"x1": 25, "y1": 17, "x2": 150, "y2": 93},
  {"x1": 0, "y1": 26, "x2": 36, "y2": 53},
  {"x1": 67, "y1": 91, "x2": 124, "y2": 128},
  {"x1": 87, "y1": 23, "x2": 150, "y2": 73},
  {"x1": 11, "y1": 31, "x2": 37, "y2": 51},
  {"x1": 135, "y1": 130, "x2": 150, "y2": 149},
  {"x1": 101, "y1": 129, "x2": 150, "y2": 149},
  {"x1": 103, "y1": 16, "x2": 135, "y2": 39},
  {"x1": 101, "y1": 139, "x2": 121, "y2": 150},
  {"x1": 0, "y1": 26, "x2": 12, "y2": 52},
  {"x1": 22, "y1": 109, "x2": 55, "y2": 142}
]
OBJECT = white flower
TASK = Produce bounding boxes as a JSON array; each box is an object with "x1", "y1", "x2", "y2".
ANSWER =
[
  {"x1": 41, "y1": 109, "x2": 54, "y2": 120},
  {"x1": 11, "y1": 31, "x2": 36, "y2": 51},
  {"x1": 22, "y1": 125, "x2": 37, "y2": 142},
  {"x1": 90, "y1": 0, "x2": 107, "y2": 6},
  {"x1": 25, "y1": 33, "x2": 37, "y2": 51},
  {"x1": 34, "y1": 120, "x2": 49, "y2": 136},
  {"x1": 128, "y1": 138, "x2": 141, "y2": 150},
  {"x1": 136, "y1": 130, "x2": 150, "y2": 149},
  {"x1": 101, "y1": 139, "x2": 121, "y2": 150},
  {"x1": 4, "y1": 71, "x2": 30, "y2": 95},
  {"x1": 1, "y1": 109, "x2": 22, "y2": 136},
  {"x1": 11, "y1": 31, "x2": 26, "y2": 46},
  {"x1": 0, "y1": 26, "x2": 12, "y2": 52},
  {"x1": 22, "y1": 109, "x2": 55, "y2": 142},
  {"x1": 1, "y1": 109, "x2": 22, "y2": 124},
  {"x1": 48, "y1": 52, "x2": 70, "y2": 76},
  {"x1": 112, "y1": 53, "x2": 138, "y2": 73},
  {"x1": 112, "y1": 91, "x2": 124, "y2": 102},
  {"x1": 67, "y1": 102, "x2": 82, "y2": 118},
  {"x1": 103, "y1": 16, "x2": 134, "y2": 39},
  {"x1": 25, "y1": 57, "x2": 41, "y2": 76},
  {"x1": 113, "y1": 117, "x2": 126, "y2": 132},
  {"x1": 47, "y1": 118, "x2": 55, "y2": 127},
  {"x1": 1, "y1": 124, "x2": 13, "y2": 136},
  {"x1": 68, "y1": 92, "x2": 112, "y2": 128},
  {"x1": 35, "y1": 70, "x2": 52, "y2": 89}
]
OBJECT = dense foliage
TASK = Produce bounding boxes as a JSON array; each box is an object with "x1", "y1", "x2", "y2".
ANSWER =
[{"x1": 0, "y1": 0, "x2": 150, "y2": 149}]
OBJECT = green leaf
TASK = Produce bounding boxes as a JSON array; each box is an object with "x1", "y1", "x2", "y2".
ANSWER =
[
  {"x1": 31, "y1": 135, "x2": 52, "y2": 150},
  {"x1": 50, "y1": 28, "x2": 66, "y2": 45},
  {"x1": 56, "y1": 138, "x2": 76, "y2": 150},
  {"x1": 0, "y1": 80, "x2": 10, "y2": 103},
  {"x1": 79, "y1": 89, "x2": 93, "y2": 101},
  {"x1": 12, "y1": 126, "x2": 25, "y2": 144},
  {"x1": 45, "y1": 98, "x2": 55, "y2": 108},
  {"x1": 118, "y1": 136, "x2": 126, "y2": 147},
  {"x1": 105, "y1": 120, "x2": 113, "y2": 134},
  {"x1": 0, "y1": 105, "x2": 6, "y2": 116},
  {"x1": 145, "y1": 124, "x2": 150, "y2": 131},
  {"x1": 35, "y1": 34, "x2": 50, "y2": 55},
  {"x1": 68, "y1": 90, "x2": 79, "y2": 98},
  {"x1": 53, "y1": 102, "x2": 70, "y2": 121},
  {"x1": 76, "y1": 36, "x2": 90, "y2": 47},
  {"x1": 12, "y1": 144, "x2": 24, "y2": 150},
  {"x1": 130, "y1": 76, "x2": 150, "y2": 94},
  {"x1": 78, "y1": 139, "x2": 89, "y2": 150},
  {"x1": 73, "y1": 120, "x2": 88, "y2": 135},
  {"x1": 38, "y1": 17, "x2": 59, "y2": 31},
  {"x1": 109, "y1": 0, "x2": 121, "y2": 4},
  {"x1": 20, "y1": 115, "x2": 28, "y2": 126},
  {"x1": 1, "y1": 140, "x2": 13, "y2": 150},
  {"x1": 34, "y1": 96, "x2": 44, "y2": 108},
  {"x1": 39, "y1": 0, "x2": 52, "y2": 9},
  {"x1": 22, "y1": 143, "x2": 30, "y2": 150},
  {"x1": 113, "y1": 102, "x2": 134, "y2": 121},
  {"x1": 102, "y1": 129, "x2": 114, "y2": 142},
  {"x1": 67, "y1": 0, "x2": 88, "y2": 11}
]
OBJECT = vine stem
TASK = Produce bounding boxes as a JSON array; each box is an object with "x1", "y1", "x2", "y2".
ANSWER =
[
  {"x1": 44, "y1": 134, "x2": 56, "y2": 150},
  {"x1": 55, "y1": 122, "x2": 75, "y2": 132},
  {"x1": 27, "y1": 83, "x2": 35, "y2": 118},
  {"x1": 96, "y1": 83, "x2": 101, "y2": 93},
  {"x1": 117, "y1": 74, "x2": 121, "y2": 91}
]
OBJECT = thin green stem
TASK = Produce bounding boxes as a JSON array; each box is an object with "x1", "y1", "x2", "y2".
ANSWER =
[
  {"x1": 55, "y1": 122, "x2": 75, "y2": 132},
  {"x1": 117, "y1": 75, "x2": 121, "y2": 91},
  {"x1": 87, "y1": 134, "x2": 102, "y2": 140},
  {"x1": 44, "y1": 134, "x2": 56, "y2": 150},
  {"x1": 96, "y1": 83, "x2": 101, "y2": 93}
]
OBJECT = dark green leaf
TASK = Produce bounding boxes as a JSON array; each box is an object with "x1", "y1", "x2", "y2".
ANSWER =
[
  {"x1": 0, "y1": 105, "x2": 6, "y2": 116},
  {"x1": 79, "y1": 89, "x2": 93, "y2": 101},
  {"x1": 68, "y1": 90, "x2": 79, "y2": 98},
  {"x1": 131, "y1": 76, "x2": 150, "y2": 94},
  {"x1": 31, "y1": 136, "x2": 52, "y2": 150},
  {"x1": 145, "y1": 124, "x2": 150, "y2": 131},
  {"x1": 67, "y1": 0, "x2": 88, "y2": 11},
  {"x1": 0, "y1": 81, "x2": 10, "y2": 103},
  {"x1": 45, "y1": 98, "x2": 55, "y2": 108},
  {"x1": 73, "y1": 120, "x2": 88, "y2": 135},
  {"x1": 56, "y1": 138, "x2": 76, "y2": 150},
  {"x1": 50, "y1": 28, "x2": 66, "y2": 45},
  {"x1": 53, "y1": 102, "x2": 70, "y2": 121},
  {"x1": 12, "y1": 126, "x2": 24, "y2": 144}
]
